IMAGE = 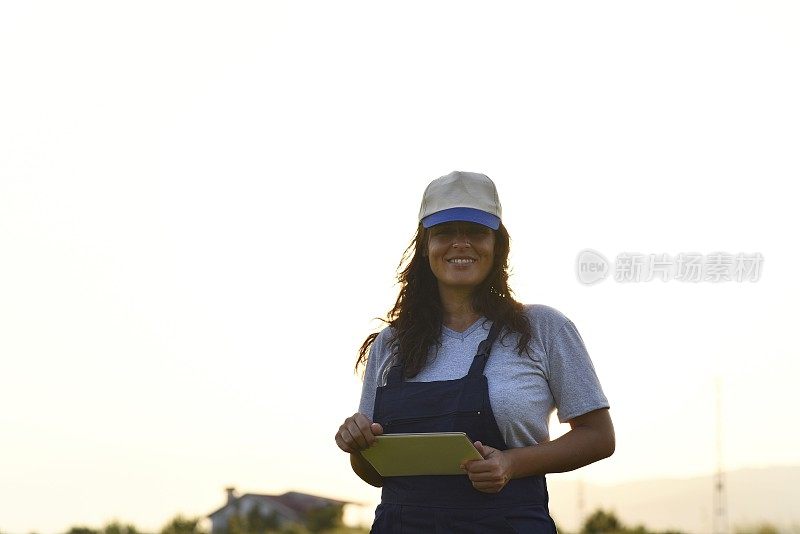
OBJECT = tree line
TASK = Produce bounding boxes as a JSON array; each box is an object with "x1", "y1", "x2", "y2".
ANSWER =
[
  {"x1": 564, "y1": 509, "x2": 794, "y2": 534},
  {"x1": 2, "y1": 508, "x2": 795, "y2": 534}
]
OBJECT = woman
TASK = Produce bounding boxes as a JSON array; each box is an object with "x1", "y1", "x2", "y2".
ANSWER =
[{"x1": 335, "y1": 171, "x2": 615, "y2": 533}]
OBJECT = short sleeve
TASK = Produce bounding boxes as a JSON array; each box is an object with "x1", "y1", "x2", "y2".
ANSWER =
[
  {"x1": 357, "y1": 329, "x2": 389, "y2": 420},
  {"x1": 546, "y1": 319, "x2": 610, "y2": 423}
]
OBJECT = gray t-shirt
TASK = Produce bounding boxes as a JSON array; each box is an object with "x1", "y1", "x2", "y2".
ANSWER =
[{"x1": 358, "y1": 304, "x2": 610, "y2": 447}]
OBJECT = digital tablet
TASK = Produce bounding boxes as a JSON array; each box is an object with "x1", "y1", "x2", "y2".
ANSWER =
[{"x1": 360, "y1": 432, "x2": 484, "y2": 476}]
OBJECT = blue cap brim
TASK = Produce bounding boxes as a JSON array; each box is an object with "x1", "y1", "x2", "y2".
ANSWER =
[{"x1": 421, "y1": 207, "x2": 500, "y2": 230}]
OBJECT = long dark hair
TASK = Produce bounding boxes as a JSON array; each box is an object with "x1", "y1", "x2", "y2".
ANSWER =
[{"x1": 355, "y1": 222, "x2": 533, "y2": 378}]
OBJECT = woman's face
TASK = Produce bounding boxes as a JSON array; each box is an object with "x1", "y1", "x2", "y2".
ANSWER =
[{"x1": 426, "y1": 221, "x2": 496, "y2": 291}]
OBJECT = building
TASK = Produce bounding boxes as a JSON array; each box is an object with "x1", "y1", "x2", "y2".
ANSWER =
[{"x1": 207, "y1": 487, "x2": 350, "y2": 533}]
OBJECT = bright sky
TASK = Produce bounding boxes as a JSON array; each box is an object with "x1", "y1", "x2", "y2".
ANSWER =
[{"x1": 1, "y1": 1, "x2": 799, "y2": 532}]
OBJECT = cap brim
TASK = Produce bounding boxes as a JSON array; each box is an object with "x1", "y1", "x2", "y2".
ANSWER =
[{"x1": 421, "y1": 207, "x2": 500, "y2": 230}]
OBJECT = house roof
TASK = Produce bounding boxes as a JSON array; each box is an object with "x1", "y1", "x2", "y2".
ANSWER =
[
  {"x1": 271, "y1": 491, "x2": 350, "y2": 515},
  {"x1": 207, "y1": 491, "x2": 351, "y2": 519}
]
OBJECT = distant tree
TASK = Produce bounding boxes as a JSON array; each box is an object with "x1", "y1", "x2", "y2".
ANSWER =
[
  {"x1": 102, "y1": 521, "x2": 141, "y2": 534},
  {"x1": 582, "y1": 509, "x2": 624, "y2": 534},
  {"x1": 734, "y1": 524, "x2": 780, "y2": 534},
  {"x1": 65, "y1": 527, "x2": 100, "y2": 534},
  {"x1": 305, "y1": 505, "x2": 343, "y2": 533},
  {"x1": 578, "y1": 509, "x2": 689, "y2": 534},
  {"x1": 160, "y1": 515, "x2": 208, "y2": 534}
]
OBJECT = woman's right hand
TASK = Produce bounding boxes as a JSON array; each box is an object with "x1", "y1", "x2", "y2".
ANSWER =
[{"x1": 335, "y1": 413, "x2": 384, "y2": 453}]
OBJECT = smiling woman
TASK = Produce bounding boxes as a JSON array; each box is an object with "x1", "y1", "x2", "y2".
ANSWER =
[
  {"x1": 334, "y1": 171, "x2": 615, "y2": 533},
  {"x1": 426, "y1": 221, "x2": 496, "y2": 293}
]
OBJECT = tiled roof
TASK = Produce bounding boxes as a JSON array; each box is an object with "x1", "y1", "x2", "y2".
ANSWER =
[
  {"x1": 207, "y1": 491, "x2": 350, "y2": 518},
  {"x1": 269, "y1": 492, "x2": 350, "y2": 515}
]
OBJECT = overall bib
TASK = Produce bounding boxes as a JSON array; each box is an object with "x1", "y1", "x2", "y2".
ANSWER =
[{"x1": 371, "y1": 322, "x2": 558, "y2": 533}]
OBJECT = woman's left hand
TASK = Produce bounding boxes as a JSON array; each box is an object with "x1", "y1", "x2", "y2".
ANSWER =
[{"x1": 461, "y1": 441, "x2": 513, "y2": 493}]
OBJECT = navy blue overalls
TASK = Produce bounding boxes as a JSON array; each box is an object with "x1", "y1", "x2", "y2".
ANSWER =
[{"x1": 371, "y1": 321, "x2": 558, "y2": 533}]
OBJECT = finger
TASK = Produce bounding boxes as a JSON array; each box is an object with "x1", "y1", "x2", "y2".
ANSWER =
[
  {"x1": 464, "y1": 460, "x2": 494, "y2": 474},
  {"x1": 469, "y1": 476, "x2": 504, "y2": 491},
  {"x1": 467, "y1": 469, "x2": 499, "y2": 482},
  {"x1": 351, "y1": 414, "x2": 380, "y2": 446},
  {"x1": 371, "y1": 422, "x2": 384, "y2": 436},
  {"x1": 346, "y1": 414, "x2": 377, "y2": 446},
  {"x1": 336, "y1": 413, "x2": 378, "y2": 452},
  {"x1": 461, "y1": 459, "x2": 480, "y2": 472},
  {"x1": 463, "y1": 460, "x2": 496, "y2": 473},
  {"x1": 334, "y1": 431, "x2": 355, "y2": 453},
  {"x1": 340, "y1": 422, "x2": 370, "y2": 450},
  {"x1": 349, "y1": 413, "x2": 383, "y2": 448},
  {"x1": 473, "y1": 441, "x2": 496, "y2": 458}
]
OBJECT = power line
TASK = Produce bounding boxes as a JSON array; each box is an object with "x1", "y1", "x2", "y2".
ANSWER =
[{"x1": 713, "y1": 377, "x2": 729, "y2": 534}]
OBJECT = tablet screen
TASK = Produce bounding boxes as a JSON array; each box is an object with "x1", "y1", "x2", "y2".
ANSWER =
[{"x1": 360, "y1": 432, "x2": 483, "y2": 476}]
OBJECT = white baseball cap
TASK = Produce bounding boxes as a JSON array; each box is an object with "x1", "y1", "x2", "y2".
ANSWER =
[{"x1": 418, "y1": 171, "x2": 502, "y2": 230}]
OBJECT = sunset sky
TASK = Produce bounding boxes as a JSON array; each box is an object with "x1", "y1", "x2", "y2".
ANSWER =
[{"x1": 1, "y1": 1, "x2": 799, "y2": 532}]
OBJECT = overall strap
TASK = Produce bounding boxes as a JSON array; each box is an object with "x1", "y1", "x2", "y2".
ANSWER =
[
  {"x1": 385, "y1": 361, "x2": 404, "y2": 386},
  {"x1": 467, "y1": 320, "x2": 503, "y2": 377}
]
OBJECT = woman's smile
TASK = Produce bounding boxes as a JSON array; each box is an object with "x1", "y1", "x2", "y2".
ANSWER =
[
  {"x1": 427, "y1": 221, "x2": 495, "y2": 290},
  {"x1": 447, "y1": 256, "x2": 477, "y2": 265}
]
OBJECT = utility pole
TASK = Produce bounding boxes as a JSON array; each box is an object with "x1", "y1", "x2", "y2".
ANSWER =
[{"x1": 713, "y1": 377, "x2": 729, "y2": 534}]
